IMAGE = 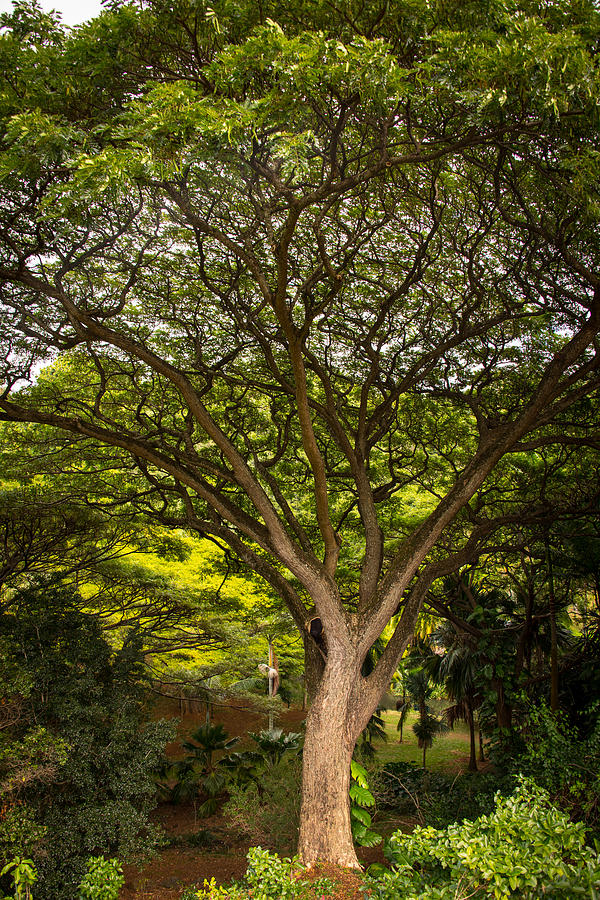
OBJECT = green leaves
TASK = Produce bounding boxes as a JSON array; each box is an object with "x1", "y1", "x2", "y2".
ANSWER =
[
  {"x1": 431, "y1": 5, "x2": 600, "y2": 124},
  {"x1": 368, "y1": 778, "x2": 600, "y2": 899},
  {"x1": 77, "y1": 857, "x2": 124, "y2": 900},
  {"x1": 350, "y1": 760, "x2": 381, "y2": 848},
  {"x1": 0, "y1": 110, "x2": 82, "y2": 179}
]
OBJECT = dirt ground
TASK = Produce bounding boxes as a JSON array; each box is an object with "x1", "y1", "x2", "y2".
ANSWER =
[{"x1": 121, "y1": 801, "x2": 388, "y2": 900}]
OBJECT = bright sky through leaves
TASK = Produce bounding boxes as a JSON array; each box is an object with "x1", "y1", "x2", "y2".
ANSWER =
[{"x1": 0, "y1": 0, "x2": 103, "y2": 26}]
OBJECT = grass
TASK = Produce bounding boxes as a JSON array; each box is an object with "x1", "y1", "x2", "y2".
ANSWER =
[{"x1": 373, "y1": 709, "x2": 474, "y2": 772}]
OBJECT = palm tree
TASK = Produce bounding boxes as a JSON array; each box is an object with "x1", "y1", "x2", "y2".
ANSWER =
[
  {"x1": 405, "y1": 665, "x2": 447, "y2": 770},
  {"x1": 171, "y1": 723, "x2": 238, "y2": 814},
  {"x1": 426, "y1": 629, "x2": 482, "y2": 772}
]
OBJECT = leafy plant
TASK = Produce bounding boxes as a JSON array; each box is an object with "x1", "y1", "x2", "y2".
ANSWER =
[
  {"x1": 180, "y1": 877, "x2": 245, "y2": 899},
  {"x1": 180, "y1": 848, "x2": 335, "y2": 900},
  {"x1": 349, "y1": 760, "x2": 381, "y2": 848},
  {"x1": 356, "y1": 710, "x2": 387, "y2": 763},
  {"x1": 77, "y1": 858, "x2": 124, "y2": 900},
  {"x1": 366, "y1": 778, "x2": 600, "y2": 899},
  {"x1": 519, "y1": 702, "x2": 600, "y2": 834},
  {"x1": 223, "y1": 729, "x2": 302, "y2": 787},
  {"x1": 404, "y1": 665, "x2": 449, "y2": 770},
  {"x1": 374, "y1": 760, "x2": 517, "y2": 828},
  {"x1": 395, "y1": 699, "x2": 411, "y2": 744},
  {"x1": 223, "y1": 757, "x2": 303, "y2": 853},
  {"x1": 0, "y1": 582, "x2": 173, "y2": 899},
  {"x1": 0, "y1": 858, "x2": 36, "y2": 900},
  {"x1": 170, "y1": 723, "x2": 238, "y2": 815},
  {"x1": 244, "y1": 848, "x2": 334, "y2": 900},
  {"x1": 246, "y1": 730, "x2": 302, "y2": 767}
]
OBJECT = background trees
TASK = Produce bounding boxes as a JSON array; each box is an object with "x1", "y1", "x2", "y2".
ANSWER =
[
  {"x1": 0, "y1": 581, "x2": 173, "y2": 900},
  {"x1": 1, "y1": 0, "x2": 600, "y2": 867}
]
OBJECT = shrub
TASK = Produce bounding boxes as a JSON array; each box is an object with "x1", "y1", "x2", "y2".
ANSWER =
[
  {"x1": 77, "y1": 857, "x2": 124, "y2": 900},
  {"x1": 170, "y1": 723, "x2": 239, "y2": 814},
  {"x1": 180, "y1": 848, "x2": 335, "y2": 900},
  {"x1": 0, "y1": 857, "x2": 123, "y2": 900},
  {"x1": 0, "y1": 582, "x2": 174, "y2": 899},
  {"x1": 519, "y1": 703, "x2": 600, "y2": 834},
  {"x1": 365, "y1": 778, "x2": 600, "y2": 899},
  {"x1": 223, "y1": 757, "x2": 303, "y2": 853},
  {"x1": 0, "y1": 858, "x2": 36, "y2": 900},
  {"x1": 373, "y1": 761, "x2": 515, "y2": 828}
]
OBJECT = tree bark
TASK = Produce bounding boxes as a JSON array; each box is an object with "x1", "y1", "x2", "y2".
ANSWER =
[
  {"x1": 297, "y1": 662, "x2": 361, "y2": 868},
  {"x1": 494, "y1": 679, "x2": 513, "y2": 734},
  {"x1": 467, "y1": 698, "x2": 477, "y2": 772},
  {"x1": 302, "y1": 631, "x2": 326, "y2": 705},
  {"x1": 544, "y1": 528, "x2": 560, "y2": 712}
]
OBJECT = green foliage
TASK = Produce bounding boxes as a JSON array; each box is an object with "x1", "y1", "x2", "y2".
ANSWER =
[
  {"x1": 77, "y1": 857, "x2": 124, "y2": 900},
  {"x1": 2, "y1": 0, "x2": 600, "y2": 865},
  {"x1": 222, "y1": 729, "x2": 305, "y2": 851},
  {"x1": 225, "y1": 728, "x2": 302, "y2": 784},
  {"x1": 0, "y1": 581, "x2": 173, "y2": 899},
  {"x1": 179, "y1": 847, "x2": 336, "y2": 900},
  {"x1": 223, "y1": 757, "x2": 303, "y2": 853},
  {"x1": 170, "y1": 723, "x2": 239, "y2": 813},
  {"x1": 366, "y1": 778, "x2": 600, "y2": 899},
  {"x1": 356, "y1": 710, "x2": 387, "y2": 763},
  {"x1": 0, "y1": 807, "x2": 45, "y2": 864},
  {"x1": 349, "y1": 760, "x2": 381, "y2": 848},
  {"x1": 245, "y1": 729, "x2": 302, "y2": 766},
  {"x1": 243, "y1": 848, "x2": 334, "y2": 900},
  {"x1": 374, "y1": 761, "x2": 516, "y2": 829},
  {"x1": 180, "y1": 877, "x2": 246, "y2": 900},
  {"x1": 0, "y1": 858, "x2": 36, "y2": 900},
  {"x1": 412, "y1": 713, "x2": 449, "y2": 754},
  {"x1": 0, "y1": 855, "x2": 123, "y2": 900},
  {"x1": 520, "y1": 703, "x2": 600, "y2": 834},
  {"x1": 404, "y1": 663, "x2": 449, "y2": 769}
]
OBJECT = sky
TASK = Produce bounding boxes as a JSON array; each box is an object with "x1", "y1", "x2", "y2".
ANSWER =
[{"x1": 0, "y1": 0, "x2": 104, "y2": 27}]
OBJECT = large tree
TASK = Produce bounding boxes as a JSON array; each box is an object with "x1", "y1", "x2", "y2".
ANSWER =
[{"x1": 1, "y1": 0, "x2": 600, "y2": 866}]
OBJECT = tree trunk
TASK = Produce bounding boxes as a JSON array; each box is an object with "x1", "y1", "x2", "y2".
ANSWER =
[
  {"x1": 297, "y1": 658, "x2": 362, "y2": 868},
  {"x1": 479, "y1": 725, "x2": 485, "y2": 762},
  {"x1": 467, "y1": 698, "x2": 477, "y2": 772},
  {"x1": 544, "y1": 528, "x2": 560, "y2": 712},
  {"x1": 494, "y1": 679, "x2": 513, "y2": 736},
  {"x1": 302, "y1": 632, "x2": 326, "y2": 704}
]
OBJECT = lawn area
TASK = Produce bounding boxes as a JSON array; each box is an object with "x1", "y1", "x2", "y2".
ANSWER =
[{"x1": 374, "y1": 708, "x2": 474, "y2": 772}]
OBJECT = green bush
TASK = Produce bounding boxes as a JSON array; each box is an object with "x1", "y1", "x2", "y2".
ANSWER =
[
  {"x1": 0, "y1": 806, "x2": 45, "y2": 863},
  {"x1": 180, "y1": 848, "x2": 335, "y2": 900},
  {"x1": 0, "y1": 856, "x2": 123, "y2": 900},
  {"x1": 373, "y1": 761, "x2": 515, "y2": 828},
  {"x1": 169, "y1": 723, "x2": 239, "y2": 814},
  {"x1": 77, "y1": 857, "x2": 124, "y2": 900},
  {"x1": 0, "y1": 858, "x2": 36, "y2": 900},
  {"x1": 223, "y1": 757, "x2": 303, "y2": 853},
  {"x1": 365, "y1": 778, "x2": 600, "y2": 899},
  {"x1": 0, "y1": 582, "x2": 174, "y2": 899},
  {"x1": 520, "y1": 703, "x2": 600, "y2": 834}
]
